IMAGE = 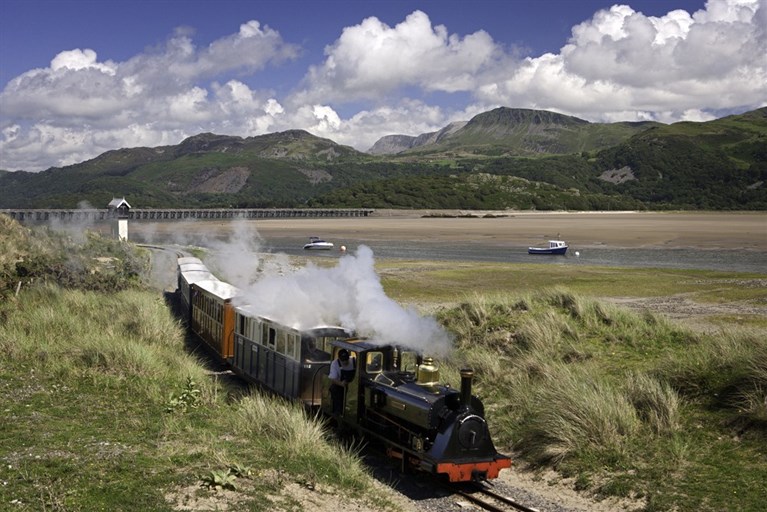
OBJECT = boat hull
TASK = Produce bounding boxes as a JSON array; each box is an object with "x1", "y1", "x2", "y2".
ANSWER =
[{"x1": 528, "y1": 246, "x2": 567, "y2": 255}]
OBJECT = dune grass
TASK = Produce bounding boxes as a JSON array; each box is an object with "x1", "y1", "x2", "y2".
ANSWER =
[
  {"x1": 3, "y1": 217, "x2": 766, "y2": 511},
  {"x1": 0, "y1": 284, "x2": 393, "y2": 511},
  {"x1": 435, "y1": 289, "x2": 767, "y2": 511}
]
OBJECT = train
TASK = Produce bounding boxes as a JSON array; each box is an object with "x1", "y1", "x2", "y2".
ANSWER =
[{"x1": 177, "y1": 256, "x2": 511, "y2": 482}]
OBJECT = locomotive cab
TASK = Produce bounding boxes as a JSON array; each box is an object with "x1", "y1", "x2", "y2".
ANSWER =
[
  {"x1": 320, "y1": 341, "x2": 362, "y2": 423},
  {"x1": 320, "y1": 340, "x2": 400, "y2": 424}
]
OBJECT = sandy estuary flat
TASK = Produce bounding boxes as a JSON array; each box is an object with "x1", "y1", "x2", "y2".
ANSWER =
[{"x1": 130, "y1": 210, "x2": 767, "y2": 251}]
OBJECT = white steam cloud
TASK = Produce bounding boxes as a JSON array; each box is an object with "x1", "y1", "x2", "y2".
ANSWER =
[
  {"x1": 137, "y1": 219, "x2": 453, "y2": 357},
  {"x1": 235, "y1": 245, "x2": 453, "y2": 358}
]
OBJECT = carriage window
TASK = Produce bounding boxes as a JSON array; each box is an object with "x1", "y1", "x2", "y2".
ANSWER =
[
  {"x1": 399, "y1": 351, "x2": 418, "y2": 373},
  {"x1": 291, "y1": 334, "x2": 300, "y2": 359},
  {"x1": 267, "y1": 327, "x2": 276, "y2": 349},
  {"x1": 276, "y1": 331, "x2": 286, "y2": 354},
  {"x1": 366, "y1": 352, "x2": 383, "y2": 374}
]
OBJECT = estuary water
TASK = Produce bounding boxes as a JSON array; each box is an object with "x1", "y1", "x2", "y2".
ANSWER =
[
  {"x1": 253, "y1": 236, "x2": 767, "y2": 274},
  {"x1": 125, "y1": 212, "x2": 767, "y2": 275}
]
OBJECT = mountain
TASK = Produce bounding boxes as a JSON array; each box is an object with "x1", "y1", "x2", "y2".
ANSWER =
[
  {"x1": 369, "y1": 107, "x2": 660, "y2": 157},
  {"x1": 367, "y1": 121, "x2": 467, "y2": 154},
  {"x1": 0, "y1": 107, "x2": 764, "y2": 211},
  {"x1": 0, "y1": 130, "x2": 369, "y2": 209},
  {"x1": 592, "y1": 107, "x2": 767, "y2": 209}
]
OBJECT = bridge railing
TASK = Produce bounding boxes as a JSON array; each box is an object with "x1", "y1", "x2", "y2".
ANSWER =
[{"x1": 1, "y1": 208, "x2": 375, "y2": 222}]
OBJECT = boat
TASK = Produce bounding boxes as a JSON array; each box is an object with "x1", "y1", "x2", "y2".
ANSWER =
[
  {"x1": 528, "y1": 240, "x2": 568, "y2": 255},
  {"x1": 303, "y1": 236, "x2": 334, "y2": 250}
]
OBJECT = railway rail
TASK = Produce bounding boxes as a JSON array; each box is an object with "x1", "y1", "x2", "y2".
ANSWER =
[{"x1": 451, "y1": 482, "x2": 542, "y2": 512}]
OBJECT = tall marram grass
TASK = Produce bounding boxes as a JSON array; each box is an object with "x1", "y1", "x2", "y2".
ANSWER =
[
  {"x1": 439, "y1": 289, "x2": 767, "y2": 509},
  {"x1": 233, "y1": 394, "x2": 370, "y2": 488},
  {"x1": 440, "y1": 289, "x2": 691, "y2": 468},
  {"x1": 0, "y1": 283, "x2": 212, "y2": 403},
  {"x1": 623, "y1": 371, "x2": 680, "y2": 434},
  {"x1": 656, "y1": 329, "x2": 767, "y2": 423},
  {"x1": 2, "y1": 282, "x2": 390, "y2": 511},
  {"x1": 510, "y1": 362, "x2": 641, "y2": 464}
]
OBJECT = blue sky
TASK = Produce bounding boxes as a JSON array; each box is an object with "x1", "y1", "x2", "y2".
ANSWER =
[{"x1": 1, "y1": 0, "x2": 765, "y2": 172}]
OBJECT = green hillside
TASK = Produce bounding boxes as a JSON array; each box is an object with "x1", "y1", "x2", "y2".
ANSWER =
[
  {"x1": 0, "y1": 107, "x2": 764, "y2": 211},
  {"x1": 593, "y1": 107, "x2": 767, "y2": 209},
  {"x1": 400, "y1": 107, "x2": 659, "y2": 157}
]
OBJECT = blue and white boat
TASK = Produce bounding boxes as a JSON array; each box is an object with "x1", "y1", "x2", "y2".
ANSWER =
[
  {"x1": 528, "y1": 240, "x2": 568, "y2": 255},
  {"x1": 303, "y1": 236, "x2": 334, "y2": 250}
]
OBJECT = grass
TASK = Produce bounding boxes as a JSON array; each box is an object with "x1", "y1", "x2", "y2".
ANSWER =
[
  {"x1": 433, "y1": 289, "x2": 767, "y2": 512},
  {"x1": 379, "y1": 260, "x2": 766, "y2": 303},
  {"x1": 3, "y1": 217, "x2": 766, "y2": 511},
  {"x1": 0, "y1": 285, "x2": 393, "y2": 511},
  {"x1": 378, "y1": 260, "x2": 767, "y2": 331}
]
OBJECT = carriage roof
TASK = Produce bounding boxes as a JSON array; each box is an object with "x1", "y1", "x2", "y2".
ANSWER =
[{"x1": 193, "y1": 279, "x2": 239, "y2": 300}]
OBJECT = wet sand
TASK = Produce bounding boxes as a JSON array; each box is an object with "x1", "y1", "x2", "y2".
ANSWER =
[{"x1": 139, "y1": 210, "x2": 767, "y2": 251}]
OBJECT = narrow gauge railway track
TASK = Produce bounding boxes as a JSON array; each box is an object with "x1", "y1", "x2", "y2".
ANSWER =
[
  {"x1": 137, "y1": 244, "x2": 187, "y2": 258},
  {"x1": 451, "y1": 482, "x2": 541, "y2": 512}
]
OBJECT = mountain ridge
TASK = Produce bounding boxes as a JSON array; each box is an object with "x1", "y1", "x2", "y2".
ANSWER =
[
  {"x1": 1, "y1": 106, "x2": 764, "y2": 211},
  {"x1": 368, "y1": 107, "x2": 659, "y2": 157}
]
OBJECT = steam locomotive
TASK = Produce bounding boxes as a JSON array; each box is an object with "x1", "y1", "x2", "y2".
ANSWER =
[{"x1": 177, "y1": 256, "x2": 511, "y2": 482}]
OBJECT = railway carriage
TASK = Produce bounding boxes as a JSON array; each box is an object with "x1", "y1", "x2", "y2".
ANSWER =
[
  {"x1": 232, "y1": 304, "x2": 353, "y2": 406},
  {"x1": 190, "y1": 279, "x2": 238, "y2": 359},
  {"x1": 177, "y1": 257, "x2": 217, "y2": 310}
]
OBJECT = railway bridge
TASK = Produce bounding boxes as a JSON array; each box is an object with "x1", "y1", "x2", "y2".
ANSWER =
[{"x1": 2, "y1": 207, "x2": 375, "y2": 223}]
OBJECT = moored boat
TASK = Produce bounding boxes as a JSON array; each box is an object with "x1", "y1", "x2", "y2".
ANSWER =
[{"x1": 528, "y1": 240, "x2": 568, "y2": 255}]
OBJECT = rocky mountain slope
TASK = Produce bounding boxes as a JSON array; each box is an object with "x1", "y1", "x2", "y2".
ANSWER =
[{"x1": 368, "y1": 107, "x2": 658, "y2": 157}]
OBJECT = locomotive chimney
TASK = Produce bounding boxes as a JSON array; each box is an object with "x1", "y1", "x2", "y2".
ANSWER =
[{"x1": 460, "y1": 368, "x2": 474, "y2": 408}]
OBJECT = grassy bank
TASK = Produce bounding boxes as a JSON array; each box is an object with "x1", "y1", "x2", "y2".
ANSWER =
[
  {"x1": 376, "y1": 259, "x2": 766, "y2": 510},
  {"x1": 0, "y1": 217, "x2": 394, "y2": 511},
  {"x1": 3, "y1": 215, "x2": 766, "y2": 511},
  {"x1": 434, "y1": 291, "x2": 767, "y2": 511},
  {"x1": 0, "y1": 285, "x2": 387, "y2": 511}
]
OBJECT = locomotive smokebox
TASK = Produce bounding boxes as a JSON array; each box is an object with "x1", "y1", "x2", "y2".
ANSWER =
[{"x1": 460, "y1": 368, "x2": 474, "y2": 408}]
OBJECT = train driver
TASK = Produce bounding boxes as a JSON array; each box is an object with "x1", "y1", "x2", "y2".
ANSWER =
[{"x1": 329, "y1": 349, "x2": 355, "y2": 416}]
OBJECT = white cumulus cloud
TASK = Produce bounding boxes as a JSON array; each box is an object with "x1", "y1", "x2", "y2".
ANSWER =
[
  {"x1": 0, "y1": 1, "x2": 765, "y2": 173},
  {"x1": 475, "y1": 0, "x2": 767, "y2": 120},
  {"x1": 293, "y1": 10, "x2": 504, "y2": 106}
]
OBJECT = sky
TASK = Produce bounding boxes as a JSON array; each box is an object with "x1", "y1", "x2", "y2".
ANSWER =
[{"x1": 0, "y1": 0, "x2": 765, "y2": 173}]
